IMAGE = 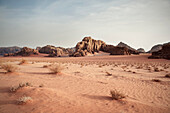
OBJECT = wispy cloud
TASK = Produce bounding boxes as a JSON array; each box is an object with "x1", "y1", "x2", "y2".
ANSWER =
[{"x1": 0, "y1": 0, "x2": 170, "y2": 50}]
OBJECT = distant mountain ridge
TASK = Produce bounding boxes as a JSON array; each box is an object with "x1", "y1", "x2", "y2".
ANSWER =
[{"x1": 0, "y1": 46, "x2": 21, "y2": 55}]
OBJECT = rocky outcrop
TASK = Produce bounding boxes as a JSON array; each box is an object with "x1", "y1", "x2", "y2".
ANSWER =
[
  {"x1": 72, "y1": 37, "x2": 135, "y2": 57},
  {"x1": 39, "y1": 45, "x2": 75, "y2": 57},
  {"x1": 148, "y1": 44, "x2": 162, "y2": 53},
  {"x1": 148, "y1": 42, "x2": 170, "y2": 60},
  {"x1": 72, "y1": 37, "x2": 106, "y2": 57},
  {"x1": 0, "y1": 46, "x2": 21, "y2": 56},
  {"x1": 101, "y1": 45, "x2": 130, "y2": 55},
  {"x1": 117, "y1": 42, "x2": 139, "y2": 54},
  {"x1": 137, "y1": 48, "x2": 145, "y2": 53},
  {"x1": 4, "y1": 47, "x2": 39, "y2": 57},
  {"x1": 36, "y1": 47, "x2": 41, "y2": 51}
]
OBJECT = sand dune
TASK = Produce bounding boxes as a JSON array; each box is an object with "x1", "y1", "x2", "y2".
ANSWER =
[{"x1": 0, "y1": 55, "x2": 170, "y2": 113}]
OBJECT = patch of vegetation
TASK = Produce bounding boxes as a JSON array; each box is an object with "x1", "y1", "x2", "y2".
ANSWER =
[
  {"x1": 17, "y1": 96, "x2": 32, "y2": 105},
  {"x1": 10, "y1": 82, "x2": 32, "y2": 92},
  {"x1": 110, "y1": 89, "x2": 125, "y2": 100},
  {"x1": 1, "y1": 64, "x2": 18, "y2": 73},
  {"x1": 49, "y1": 64, "x2": 64, "y2": 74}
]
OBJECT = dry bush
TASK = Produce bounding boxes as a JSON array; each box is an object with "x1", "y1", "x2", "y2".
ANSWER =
[
  {"x1": 10, "y1": 82, "x2": 32, "y2": 92},
  {"x1": 154, "y1": 68, "x2": 160, "y2": 72},
  {"x1": 19, "y1": 59, "x2": 27, "y2": 65},
  {"x1": 165, "y1": 73, "x2": 170, "y2": 78},
  {"x1": 49, "y1": 64, "x2": 64, "y2": 74},
  {"x1": 17, "y1": 96, "x2": 32, "y2": 105},
  {"x1": 1, "y1": 64, "x2": 18, "y2": 73},
  {"x1": 110, "y1": 89, "x2": 125, "y2": 100}
]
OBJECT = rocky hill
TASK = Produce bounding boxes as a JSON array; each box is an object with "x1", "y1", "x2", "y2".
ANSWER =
[
  {"x1": 72, "y1": 37, "x2": 138, "y2": 57},
  {"x1": 148, "y1": 44, "x2": 162, "y2": 53},
  {"x1": 148, "y1": 42, "x2": 170, "y2": 60},
  {"x1": 0, "y1": 46, "x2": 21, "y2": 55},
  {"x1": 39, "y1": 45, "x2": 75, "y2": 57},
  {"x1": 4, "y1": 47, "x2": 39, "y2": 57},
  {"x1": 117, "y1": 42, "x2": 138, "y2": 54},
  {"x1": 137, "y1": 48, "x2": 145, "y2": 53}
]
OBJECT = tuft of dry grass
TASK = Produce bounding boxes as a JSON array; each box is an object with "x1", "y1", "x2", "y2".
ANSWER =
[
  {"x1": 19, "y1": 59, "x2": 27, "y2": 65},
  {"x1": 1, "y1": 64, "x2": 18, "y2": 73},
  {"x1": 17, "y1": 96, "x2": 32, "y2": 105},
  {"x1": 154, "y1": 68, "x2": 160, "y2": 72},
  {"x1": 10, "y1": 82, "x2": 32, "y2": 92},
  {"x1": 110, "y1": 89, "x2": 125, "y2": 100},
  {"x1": 49, "y1": 64, "x2": 64, "y2": 74}
]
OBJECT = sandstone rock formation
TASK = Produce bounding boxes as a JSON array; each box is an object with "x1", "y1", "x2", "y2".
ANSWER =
[
  {"x1": 148, "y1": 44, "x2": 162, "y2": 53},
  {"x1": 72, "y1": 37, "x2": 106, "y2": 57},
  {"x1": 39, "y1": 45, "x2": 75, "y2": 57},
  {"x1": 72, "y1": 37, "x2": 136, "y2": 57},
  {"x1": 4, "y1": 47, "x2": 39, "y2": 57},
  {"x1": 0, "y1": 46, "x2": 21, "y2": 56},
  {"x1": 137, "y1": 48, "x2": 145, "y2": 53},
  {"x1": 148, "y1": 42, "x2": 170, "y2": 60},
  {"x1": 117, "y1": 42, "x2": 139, "y2": 54}
]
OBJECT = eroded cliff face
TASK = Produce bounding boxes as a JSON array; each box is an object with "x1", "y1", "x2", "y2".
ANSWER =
[{"x1": 148, "y1": 42, "x2": 170, "y2": 60}]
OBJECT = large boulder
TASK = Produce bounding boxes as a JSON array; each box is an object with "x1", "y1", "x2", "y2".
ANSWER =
[
  {"x1": 148, "y1": 44, "x2": 162, "y2": 53},
  {"x1": 137, "y1": 48, "x2": 145, "y2": 53},
  {"x1": 4, "y1": 47, "x2": 39, "y2": 57},
  {"x1": 148, "y1": 42, "x2": 170, "y2": 60}
]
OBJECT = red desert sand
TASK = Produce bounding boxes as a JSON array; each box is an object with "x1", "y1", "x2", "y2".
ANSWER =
[{"x1": 0, "y1": 54, "x2": 170, "y2": 113}]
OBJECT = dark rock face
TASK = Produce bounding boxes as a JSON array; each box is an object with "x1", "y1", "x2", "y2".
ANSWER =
[
  {"x1": 148, "y1": 44, "x2": 162, "y2": 53},
  {"x1": 148, "y1": 42, "x2": 170, "y2": 60},
  {"x1": 0, "y1": 46, "x2": 21, "y2": 56},
  {"x1": 4, "y1": 47, "x2": 39, "y2": 57},
  {"x1": 39, "y1": 45, "x2": 75, "y2": 57},
  {"x1": 117, "y1": 42, "x2": 139, "y2": 54},
  {"x1": 137, "y1": 48, "x2": 145, "y2": 53},
  {"x1": 101, "y1": 45, "x2": 130, "y2": 55}
]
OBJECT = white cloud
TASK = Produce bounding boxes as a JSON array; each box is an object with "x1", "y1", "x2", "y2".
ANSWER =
[{"x1": 0, "y1": 0, "x2": 170, "y2": 50}]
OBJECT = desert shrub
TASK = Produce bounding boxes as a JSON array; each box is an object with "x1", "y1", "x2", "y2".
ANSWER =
[
  {"x1": 1, "y1": 64, "x2": 18, "y2": 73},
  {"x1": 17, "y1": 96, "x2": 32, "y2": 105},
  {"x1": 165, "y1": 73, "x2": 170, "y2": 78},
  {"x1": 110, "y1": 89, "x2": 125, "y2": 100},
  {"x1": 49, "y1": 64, "x2": 64, "y2": 74},
  {"x1": 19, "y1": 59, "x2": 27, "y2": 65},
  {"x1": 154, "y1": 68, "x2": 160, "y2": 72},
  {"x1": 10, "y1": 82, "x2": 32, "y2": 92}
]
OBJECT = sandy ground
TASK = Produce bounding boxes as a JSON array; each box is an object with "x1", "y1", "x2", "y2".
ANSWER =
[{"x1": 0, "y1": 54, "x2": 170, "y2": 113}]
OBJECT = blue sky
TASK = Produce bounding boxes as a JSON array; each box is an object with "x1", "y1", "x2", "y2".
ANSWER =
[{"x1": 0, "y1": 0, "x2": 170, "y2": 51}]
